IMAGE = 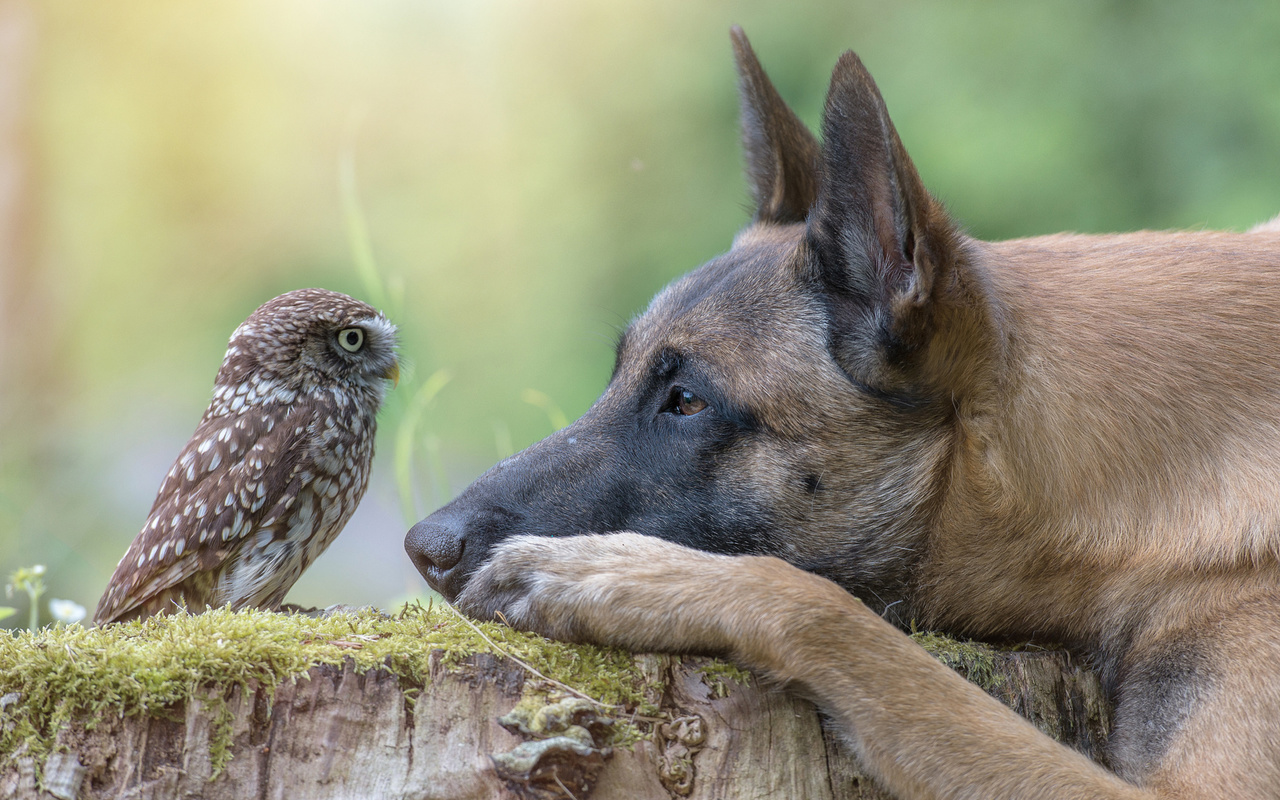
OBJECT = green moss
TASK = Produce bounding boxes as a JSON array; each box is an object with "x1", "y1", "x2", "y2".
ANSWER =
[
  {"x1": 0, "y1": 604, "x2": 656, "y2": 776},
  {"x1": 696, "y1": 660, "x2": 753, "y2": 699},
  {"x1": 207, "y1": 695, "x2": 236, "y2": 777},
  {"x1": 911, "y1": 631, "x2": 1005, "y2": 691}
]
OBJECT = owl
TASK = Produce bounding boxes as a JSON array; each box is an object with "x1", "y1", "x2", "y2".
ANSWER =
[{"x1": 94, "y1": 288, "x2": 399, "y2": 625}]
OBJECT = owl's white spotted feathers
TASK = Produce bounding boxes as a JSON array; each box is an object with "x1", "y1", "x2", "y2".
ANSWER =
[{"x1": 95, "y1": 289, "x2": 398, "y2": 624}]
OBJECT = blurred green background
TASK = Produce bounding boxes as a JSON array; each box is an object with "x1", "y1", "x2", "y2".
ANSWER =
[{"x1": 3, "y1": 0, "x2": 1280, "y2": 624}]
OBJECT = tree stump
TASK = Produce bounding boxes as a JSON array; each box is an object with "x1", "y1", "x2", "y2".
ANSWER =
[{"x1": 0, "y1": 609, "x2": 1110, "y2": 800}]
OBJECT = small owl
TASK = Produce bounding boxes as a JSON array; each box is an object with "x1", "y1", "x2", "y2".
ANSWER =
[{"x1": 94, "y1": 289, "x2": 399, "y2": 625}]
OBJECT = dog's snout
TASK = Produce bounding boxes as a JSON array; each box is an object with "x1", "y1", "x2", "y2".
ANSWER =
[
  {"x1": 406, "y1": 517, "x2": 465, "y2": 571},
  {"x1": 405, "y1": 515, "x2": 467, "y2": 598}
]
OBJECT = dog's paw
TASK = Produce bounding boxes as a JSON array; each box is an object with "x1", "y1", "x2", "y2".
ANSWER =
[
  {"x1": 454, "y1": 531, "x2": 857, "y2": 672},
  {"x1": 453, "y1": 535, "x2": 568, "y2": 636},
  {"x1": 454, "y1": 532, "x2": 735, "y2": 650}
]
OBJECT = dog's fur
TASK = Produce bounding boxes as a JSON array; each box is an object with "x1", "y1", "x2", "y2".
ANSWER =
[{"x1": 406, "y1": 29, "x2": 1280, "y2": 798}]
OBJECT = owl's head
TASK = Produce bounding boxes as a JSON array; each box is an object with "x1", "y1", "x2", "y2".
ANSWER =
[{"x1": 215, "y1": 289, "x2": 399, "y2": 406}]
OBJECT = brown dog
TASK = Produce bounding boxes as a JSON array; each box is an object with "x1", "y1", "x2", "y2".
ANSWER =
[{"x1": 406, "y1": 28, "x2": 1280, "y2": 798}]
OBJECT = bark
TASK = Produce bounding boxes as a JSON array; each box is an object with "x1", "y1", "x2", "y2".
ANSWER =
[{"x1": 2, "y1": 645, "x2": 1110, "y2": 800}]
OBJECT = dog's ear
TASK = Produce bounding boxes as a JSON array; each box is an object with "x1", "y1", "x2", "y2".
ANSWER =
[
  {"x1": 806, "y1": 51, "x2": 961, "y2": 387},
  {"x1": 732, "y1": 27, "x2": 821, "y2": 225}
]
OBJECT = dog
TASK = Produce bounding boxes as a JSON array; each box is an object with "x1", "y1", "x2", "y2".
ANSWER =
[{"x1": 406, "y1": 28, "x2": 1280, "y2": 799}]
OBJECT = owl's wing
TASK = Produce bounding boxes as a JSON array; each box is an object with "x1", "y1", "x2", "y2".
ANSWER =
[{"x1": 94, "y1": 402, "x2": 318, "y2": 624}]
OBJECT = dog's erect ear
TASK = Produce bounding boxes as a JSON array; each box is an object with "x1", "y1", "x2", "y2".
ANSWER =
[
  {"x1": 806, "y1": 51, "x2": 960, "y2": 384},
  {"x1": 732, "y1": 27, "x2": 821, "y2": 225}
]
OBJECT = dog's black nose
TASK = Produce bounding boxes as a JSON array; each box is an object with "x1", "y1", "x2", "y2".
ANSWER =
[{"x1": 405, "y1": 512, "x2": 467, "y2": 600}]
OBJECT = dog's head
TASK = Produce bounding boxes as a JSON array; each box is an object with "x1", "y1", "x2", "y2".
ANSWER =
[{"x1": 407, "y1": 29, "x2": 990, "y2": 612}]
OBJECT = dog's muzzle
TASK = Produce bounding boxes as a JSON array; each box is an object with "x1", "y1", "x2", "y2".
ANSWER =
[{"x1": 405, "y1": 509, "x2": 469, "y2": 601}]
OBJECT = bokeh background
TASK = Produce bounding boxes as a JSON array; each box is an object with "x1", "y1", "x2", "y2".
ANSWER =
[{"x1": 3, "y1": 0, "x2": 1280, "y2": 624}]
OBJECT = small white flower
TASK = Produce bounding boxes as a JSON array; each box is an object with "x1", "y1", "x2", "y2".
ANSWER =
[
  {"x1": 49, "y1": 598, "x2": 86, "y2": 624},
  {"x1": 30, "y1": 565, "x2": 46, "y2": 576}
]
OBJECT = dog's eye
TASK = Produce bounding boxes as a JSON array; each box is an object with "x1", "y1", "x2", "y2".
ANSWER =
[{"x1": 670, "y1": 387, "x2": 708, "y2": 416}]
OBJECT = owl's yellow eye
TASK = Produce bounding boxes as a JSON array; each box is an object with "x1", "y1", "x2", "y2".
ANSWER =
[{"x1": 337, "y1": 328, "x2": 364, "y2": 352}]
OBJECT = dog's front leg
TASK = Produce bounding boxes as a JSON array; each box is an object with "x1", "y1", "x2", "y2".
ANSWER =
[{"x1": 458, "y1": 532, "x2": 1149, "y2": 800}]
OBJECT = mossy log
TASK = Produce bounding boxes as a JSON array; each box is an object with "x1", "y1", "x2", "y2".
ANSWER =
[{"x1": 0, "y1": 608, "x2": 1110, "y2": 800}]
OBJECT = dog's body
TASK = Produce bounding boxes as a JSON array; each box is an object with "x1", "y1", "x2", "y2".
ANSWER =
[{"x1": 407, "y1": 30, "x2": 1280, "y2": 798}]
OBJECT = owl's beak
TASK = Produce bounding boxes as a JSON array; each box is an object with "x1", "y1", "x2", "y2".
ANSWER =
[{"x1": 383, "y1": 360, "x2": 401, "y2": 388}]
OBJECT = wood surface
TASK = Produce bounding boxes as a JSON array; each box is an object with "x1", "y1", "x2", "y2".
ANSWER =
[{"x1": 2, "y1": 644, "x2": 1110, "y2": 800}]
